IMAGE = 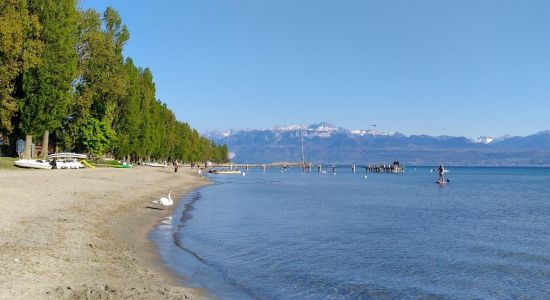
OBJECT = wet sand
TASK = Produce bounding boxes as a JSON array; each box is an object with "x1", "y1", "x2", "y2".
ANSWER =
[{"x1": 0, "y1": 166, "x2": 211, "y2": 299}]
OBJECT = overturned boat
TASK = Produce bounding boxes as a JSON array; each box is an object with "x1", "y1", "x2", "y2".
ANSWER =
[{"x1": 14, "y1": 159, "x2": 53, "y2": 169}]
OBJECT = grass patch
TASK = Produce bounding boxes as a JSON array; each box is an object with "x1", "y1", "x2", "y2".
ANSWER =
[
  {"x1": 0, "y1": 157, "x2": 18, "y2": 170},
  {"x1": 93, "y1": 159, "x2": 122, "y2": 166},
  {"x1": 87, "y1": 159, "x2": 121, "y2": 168}
]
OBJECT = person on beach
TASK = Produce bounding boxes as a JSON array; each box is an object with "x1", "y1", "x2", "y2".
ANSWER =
[
  {"x1": 173, "y1": 160, "x2": 179, "y2": 173},
  {"x1": 50, "y1": 158, "x2": 57, "y2": 169}
]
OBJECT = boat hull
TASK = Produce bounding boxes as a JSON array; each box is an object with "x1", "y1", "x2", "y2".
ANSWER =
[
  {"x1": 14, "y1": 160, "x2": 53, "y2": 169},
  {"x1": 55, "y1": 161, "x2": 84, "y2": 169},
  {"x1": 209, "y1": 170, "x2": 242, "y2": 175},
  {"x1": 145, "y1": 163, "x2": 167, "y2": 168}
]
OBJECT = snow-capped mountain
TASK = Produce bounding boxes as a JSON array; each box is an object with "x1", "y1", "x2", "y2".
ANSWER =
[
  {"x1": 473, "y1": 135, "x2": 513, "y2": 144},
  {"x1": 204, "y1": 124, "x2": 550, "y2": 166},
  {"x1": 474, "y1": 136, "x2": 495, "y2": 144},
  {"x1": 206, "y1": 122, "x2": 391, "y2": 139},
  {"x1": 307, "y1": 122, "x2": 342, "y2": 132},
  {"x1": 272, "y1": 124, "x2": 305, "y2": 132}
]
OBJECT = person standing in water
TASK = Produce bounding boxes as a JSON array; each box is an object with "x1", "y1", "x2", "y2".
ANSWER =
[{"x1": 438, "y1": 164, "x2": 445, "y2": 181}]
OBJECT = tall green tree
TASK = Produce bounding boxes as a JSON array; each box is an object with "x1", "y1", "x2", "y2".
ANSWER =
[
  {"x1": 113, "y1": 58, "x2": 140, "y2": 160},
  {"x1": 67, "y1": 7, "x2": 128, "y2": 156},
  {"x1": 18, "y1": 0, "x2": 77, "y2": 158},
  {"x1": 1, "y1": 3, "x2": 228, "y2": 163},
  {"x1": 0, "y1": 0, "x2": 42, "y2": 135},
  {"x1": 137, "y1": 67, "x2": 156, "y2": 159},
  {"x1": 57, "y1": 8, "x2": 100, "y2": 151}
]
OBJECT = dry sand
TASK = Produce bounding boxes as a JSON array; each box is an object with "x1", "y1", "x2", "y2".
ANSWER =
[{"x1": 0, "y1": 166, "x2": 211, "y2": 299}]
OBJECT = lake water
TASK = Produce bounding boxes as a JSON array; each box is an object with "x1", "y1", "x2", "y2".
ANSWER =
[{"x1": 151, "y1": 167, "x2": 550, "y2": 299}]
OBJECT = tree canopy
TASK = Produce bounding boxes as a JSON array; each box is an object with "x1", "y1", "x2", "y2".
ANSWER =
[
  {"x1": 0, "y1": 1, "x2": 228, "y2": 162},
  {"x1": 0, "y1": 0, "x2": 42, "y2": 134}
]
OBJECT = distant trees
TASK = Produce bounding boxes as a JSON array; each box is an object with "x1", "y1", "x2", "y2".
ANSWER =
[{"x1": 0, "y1": 1, "x2": 228, "y2": 162}]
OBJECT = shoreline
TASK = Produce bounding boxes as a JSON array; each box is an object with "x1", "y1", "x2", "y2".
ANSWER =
[
  {"x1": 116, "y1": 175, "x2": 214, "y2": 294},
  {"x1": 0, "y1": 166, "x2": 212, "y2": 299}
]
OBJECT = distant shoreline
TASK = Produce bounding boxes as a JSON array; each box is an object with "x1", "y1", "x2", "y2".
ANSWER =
[{"x1": 0, "y1": 166, "x2": 211, "y2": 299}]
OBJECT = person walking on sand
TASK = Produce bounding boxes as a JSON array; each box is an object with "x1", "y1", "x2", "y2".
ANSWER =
[{"x1": 173, "y1": 160, "x2": 179, "y2": 173}]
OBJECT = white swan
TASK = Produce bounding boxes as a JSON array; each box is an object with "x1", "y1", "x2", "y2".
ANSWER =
[{"x1": 153, "y1": 191, "x2": 173, "y2": 206}]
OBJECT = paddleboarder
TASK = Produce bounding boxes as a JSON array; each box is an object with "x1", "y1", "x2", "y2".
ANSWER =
[{"x1": 438, "y1": 164, "x2": 444, "y2": 181}]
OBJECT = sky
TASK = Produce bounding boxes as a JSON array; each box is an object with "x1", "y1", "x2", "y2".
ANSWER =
[{"x1": 79, "y1": 0, "x2": 550, "y2": 138}]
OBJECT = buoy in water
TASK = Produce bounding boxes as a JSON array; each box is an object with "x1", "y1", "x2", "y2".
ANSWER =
[
  {"x1": 242, "y1": 172, "x2": 246, "y2": 176},
  {"x1": 364, "y1": 176, "x2": 368, "y2": 180}
]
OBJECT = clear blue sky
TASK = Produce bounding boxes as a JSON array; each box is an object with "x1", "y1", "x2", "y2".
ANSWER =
[{"x1": 80, "y1": 0, "x2": 550, "y2": 138}]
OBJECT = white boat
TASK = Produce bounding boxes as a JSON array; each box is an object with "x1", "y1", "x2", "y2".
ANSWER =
[
  {"x1": 14, "y1": 159, "x2": 53, "y2": 169},
  {"x1": 47, "y1": 153, "x2": 86, "y2": 169},
  {"x1": 145, "y1": 162, "x2": 167, "y2": 168},
  {"x1": 48, "y1": 153, "x2": 87, "y2": 159},
  {"x1": 54, "y1": 160, "x2": 84, "y2": 169},
  {"x1": 209, "y1": 169, "x2": 242, "y2": 175}
]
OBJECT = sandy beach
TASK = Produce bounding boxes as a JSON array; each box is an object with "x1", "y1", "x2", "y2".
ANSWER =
[{"x1": 0, "y1": 166, "x2": 210, "y2": 299}]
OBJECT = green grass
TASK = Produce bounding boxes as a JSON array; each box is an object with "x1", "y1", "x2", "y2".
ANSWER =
[
  {"x1": 0, "y1": 157, "x2": 18, "y2": 170},
  {"x1": 95, "y1": 159, "x2": 122, "y2": 166},
  {"x1": 87, "y1": 159, "x2": 124, "y2": 168}
]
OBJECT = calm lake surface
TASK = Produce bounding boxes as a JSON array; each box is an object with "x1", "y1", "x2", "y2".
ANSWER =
[{"x1": 151, "y1": 167, "x2": 550, "y2": 299}]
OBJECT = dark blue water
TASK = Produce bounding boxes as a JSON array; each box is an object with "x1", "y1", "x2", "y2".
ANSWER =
[{"x1": 151, "y1": 167, "x2": 550, "y2": 299}]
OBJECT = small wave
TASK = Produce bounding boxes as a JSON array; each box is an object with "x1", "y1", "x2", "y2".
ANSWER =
[{"x1": 172, "y1": 235, "x2": 207, "y2": 263}]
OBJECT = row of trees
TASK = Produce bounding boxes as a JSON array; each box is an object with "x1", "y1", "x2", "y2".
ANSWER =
[{"x1": 0, "y1": 0, "x2": 228, "y2": 162}]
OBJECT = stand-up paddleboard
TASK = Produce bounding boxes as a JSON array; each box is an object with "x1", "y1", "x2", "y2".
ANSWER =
[{"x1": 435, "y1": 164, "x2": 450, "y2": 184}]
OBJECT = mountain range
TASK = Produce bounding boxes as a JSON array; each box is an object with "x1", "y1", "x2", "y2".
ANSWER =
[{"x1": 204, "y1": 122, "x2": 550, "y2": 166}]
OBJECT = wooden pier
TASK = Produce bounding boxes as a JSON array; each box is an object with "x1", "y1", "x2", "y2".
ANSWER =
[{"x1": 200, "y1": 161, "x2": 405, "y2": 173}]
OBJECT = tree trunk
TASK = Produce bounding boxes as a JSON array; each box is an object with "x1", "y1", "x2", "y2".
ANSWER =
[
  {"x1": 24, "y1": 134, "x2": 32, "y2": 159},
  {"x1": 42, "y1": 130, "x2": 49, "y2": 159}
]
